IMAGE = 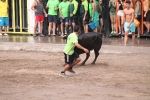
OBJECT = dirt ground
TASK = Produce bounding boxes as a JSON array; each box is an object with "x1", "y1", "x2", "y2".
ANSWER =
[{"x1": 0, "y1": 46, "x2": 150, "y2": 100}]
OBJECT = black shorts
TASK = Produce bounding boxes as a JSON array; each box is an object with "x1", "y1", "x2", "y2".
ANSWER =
[
  {"x1": 70, "y1": 17, "x2": 78, "y2": 24},
  {"x1": 64, "y1": 52, "x2": 79, "y2": 64},
  {"x1": 137, "y1": 15, "x2": 141, "y2": 22},
  {"x1": 48, "y1": 15, "x2": 58, "y2": 23},
  {"x1": 81, "y1": 17, "x2": 89, "y2": 25},
  {"x1": 57, "y1": 18, "x2": 61, "y2": 24},
  {"x1": 146, "y1": 10, "x2": 150, "y2": 22},
  {"x1": 99, "y1": 15, "x2": 102, "y2": 19}
]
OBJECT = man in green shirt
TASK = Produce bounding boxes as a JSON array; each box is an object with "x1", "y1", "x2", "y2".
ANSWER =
[
  {"x1": 46, "y1": 0, "x2": 59, "y2": 36},
  {"x1": 60, "y1": 25, "x2": 89, "y2": 77},
  {"x1": 80, "y1": 0, "x2": 89, "y2": 33},
  {"x1": 69, "y1": 0, "x2": 78, "y2": 31},
  {"x1": 59, "y1": 0, "x2": 70, "y2": 37}
]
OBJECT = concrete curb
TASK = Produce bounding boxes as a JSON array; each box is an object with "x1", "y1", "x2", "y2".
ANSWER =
[{"x1": 0, "y1": 42, "x2": 150, "y2": 54}]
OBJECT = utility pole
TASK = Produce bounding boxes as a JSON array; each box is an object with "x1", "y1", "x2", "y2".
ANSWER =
[{"x1": 102, "y1": 0, "x2": 110, "y2": 37}]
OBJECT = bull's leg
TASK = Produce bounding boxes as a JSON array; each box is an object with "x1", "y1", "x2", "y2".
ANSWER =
[
  {"x1": 80, "y1": 52, "x2": 90, "y2": 66},
  {"x1": 91, "y1": 50, "x2": 99, "y2": 64}
]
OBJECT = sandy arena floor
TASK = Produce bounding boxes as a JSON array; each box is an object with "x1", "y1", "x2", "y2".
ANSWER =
[{"x1": 0, "y1": 45, "x2": 150, "y2": 100}]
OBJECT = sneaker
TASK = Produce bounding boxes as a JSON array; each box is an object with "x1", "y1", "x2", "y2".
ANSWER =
[
  {"x1": 144, "y1": 32, "x2": 149, "y2": 36},
  {"x1": 33, "y1": 34, "x2": 36, "y2": 37},
  {"x1": 60, "y1": 34, "x2": 64, "y2": 37},
  {"x1": 40, "y1": 34, "x2": 45, "y2": 37},
  {"x1": 4, "y1": 33, "x2": 8, "y2": 36},
  {"x1": 118, "y1": 31, "x2": 121, "y2": 35},
  {"x1": 58, "y1": 32, "x2": 61, "y2": 36},
  {"x1": 65, "y1": 30, "x2": 67, "y2": 35},
  {"x1": 137, "y1": 36, "x2": 140, "y2": 38},
  {"x1": 128, "y1": 32, "x2": 132, "y2": 35},
  {"x1": 131, "y1": 44, "x2": 134, "y2": 46},
  {"x1": 122, "y1": 31, "x2": 124, "y2": 35},
  {"x1": 67, "y1": 68, "x2": 76, "y2": 74},
  {"x1": 59, "y1": 72, "x2": 68, "y2": 77},
  {"x1": 52, "y1": 34, "x2": 56, "y2": 36},
  {"x1": 111, "y1": 31, "x2": 114, "y2": 34},
  {"x1": 113, "y1": 31, "x2": 116, "y2": 34}
]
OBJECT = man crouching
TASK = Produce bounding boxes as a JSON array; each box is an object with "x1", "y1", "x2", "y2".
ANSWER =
[{"x1": 60, "y1": 25, "x2": 89, "y2": 77}]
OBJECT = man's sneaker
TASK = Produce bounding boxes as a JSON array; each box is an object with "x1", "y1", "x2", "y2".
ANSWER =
[
  {"x1": 122, "y1": 31, "x2": 124, "y2": 35},
  {"x1": 59, "y1": 72, "x2": 68, "y2": 77},
  {"x1": 4, "y1": 33, "x2": 8, "y2": 36},
  {"x1": 67, "y1": 68, "x2": 76, "y2": 74},
  {"x1": 33, "y1": 34, "x2": 36, "y2": 37},
  {"x1": 113, "y1": 31, "x2": 116, "y2": 34},
  {"x1": 144, "y1": 32, "x2": 149, "y2": 36},
  {"x1": 0, "y1": 33, "x2": 2, "y2": 36},
  {"x1": 40, "y1": 34, "x2": 45, "y2": 37},
  {"x1": 65, "y1": 30, "x2": 67, "y2": 35},
  {"x1": 128, "y1": 32, "x2": 132, "y2": 35},
  {"x1": 60, "y1": 34, "x2": 64, "y2": 37},
  {"x1": 111, "y1": 31, "x2": 114, "y2": 34},
  {"x1": 118, "y1": 31, "x2": 121, "y2": 35}
]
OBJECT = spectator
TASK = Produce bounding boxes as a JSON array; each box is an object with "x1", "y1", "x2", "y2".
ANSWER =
[
  {"x1": 109, "y1": 0, "x2": 116, "y2": 34},
  {"x1": 144, "y1": 0, "x2": 150, "y2": 36},
  {"x1": 135, "y1": 0, "x2": 141, "y2": 38},
  {"x1": 89, "y1": 0, "x2": 94, "y2": 21},
  {"x1": 89, "y1": 0, "x2": 99, "y2": 32},
  {"x1": 69, "y1": 0, "x2": 78, "y2": 31},
  {"x1": 80, "y1": 0, "x2": 89, "y2": 33},
  {"x1": 123, "y1": 0, "x2": 135, "y2": 46},
  {"x1": 92, "y1": 0, "x2": 99, "y2": 32},
  {"x1": 31, "y1": 0, "x2": 47, "y2": 37},
  {"x1": 117, "y1": 0, "x2": 125, "y2": 35},
  {"x1": 46, "y1": 0, "x2": 59, "y2": 36},
  {"x1": 0, "y1": 0, "x2": 9, "y2": 36},
  {"x1": 99, "y1": 0, "x2": 103, "y2": 34},
  {"x1": 59, "y1": 0, "x2": 70, "y2": 37}
]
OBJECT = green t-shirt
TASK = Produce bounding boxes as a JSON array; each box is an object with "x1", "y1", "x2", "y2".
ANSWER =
[
  {"x1": 47, "y1": 0, "x2": 59, "y2": 15},
  {"x1": 89, "y1": 3, "x2": 93, "y2": 18},
  {"x1": 82, "y1": 0, "x2": 88, "y2": 11},
  {"x1": 63, "y1": 33, "x2": 78, "y2": 55},
  {"x1": 59, "y1": 1, "x2": 70, "y2": 17},
  {"x1": 70, "y1": 0, "x2": 78, "y2": 15}
]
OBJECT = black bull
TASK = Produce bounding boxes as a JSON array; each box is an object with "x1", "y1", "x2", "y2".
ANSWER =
[{"x1": 64, "y1": 32, "x2": 102, "y2": 65}]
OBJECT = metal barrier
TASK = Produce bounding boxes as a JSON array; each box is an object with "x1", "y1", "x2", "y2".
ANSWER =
[
  {"x1": 7, "y1": 0, "x2": 33, "y2": 34},
  {"x1": 6, "y1": 0, "x2": 145, "y2": 35}
]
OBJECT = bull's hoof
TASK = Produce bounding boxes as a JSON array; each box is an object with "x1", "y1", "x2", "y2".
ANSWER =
[
  {"x1": 80, "y1": 63, "x2": 85, "y2": 66},
  {"x1": 91, "y1": 62, "x2": 95, "y2": 65}
]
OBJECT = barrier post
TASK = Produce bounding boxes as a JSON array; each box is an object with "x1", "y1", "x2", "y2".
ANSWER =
[
  {"x1": 19, "y1": 0, "x2": 22, "y2": 32},
  {"x1": 142, "y1": 0, "x2": 144, "y2": 34},
  {"x1": 12, "y1": 0, "x2": 16, "y2": 32},
  {"x1": 116, "y1": 0, "x2": 118, "y2": 34},
  {"x1": 27, "y1": 0, "x2": 29, "y2": 33}
]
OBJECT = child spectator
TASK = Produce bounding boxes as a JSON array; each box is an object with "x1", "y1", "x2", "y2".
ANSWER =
[{"x1": 109, "y1": 0, "x2": 116, "y2": 34}]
